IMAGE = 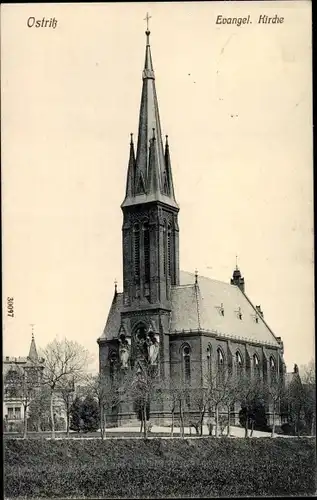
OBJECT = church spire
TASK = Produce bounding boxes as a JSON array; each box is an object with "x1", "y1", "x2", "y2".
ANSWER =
[
  {"x1": 28, "y1": 326, "x2": 39, "y2": 362},
  {"x1": 121, "y1": 22, "x2": 178, "y2": 209}
]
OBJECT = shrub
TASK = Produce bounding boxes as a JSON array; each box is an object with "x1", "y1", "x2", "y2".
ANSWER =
[
  {"x1": 80, "y1": 395, "x2": 99, "y2": 432},
  {"x1": 70, "y1": 396, "x2": 83, "y2": 432},
  {"x1": 4, "y1": 437, "x2": 316, "y2": 498}
]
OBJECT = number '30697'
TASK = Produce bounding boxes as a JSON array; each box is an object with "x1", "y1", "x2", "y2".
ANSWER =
[{"x1": 7, "y1": 297, "x2": 14, "y2": 317}]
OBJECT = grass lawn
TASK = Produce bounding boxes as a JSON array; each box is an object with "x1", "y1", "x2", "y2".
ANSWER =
[{"x1": 4, "y1": 436, "x2": 316, "y2": 498}]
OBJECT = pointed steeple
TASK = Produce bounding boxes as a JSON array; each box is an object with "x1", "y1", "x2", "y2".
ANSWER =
[
  {"x1": 121, "y1": 27, "x2": 178, "y2": 209},
  {"x1": 125, "y1": 134, "x2": 136, "y2": 199},
  {"x1": 28, "y1": 331, "x2": 39, "y2": 362},
  {"x1": 164, "y1": 135, "x2": 176, "y2": 198}
]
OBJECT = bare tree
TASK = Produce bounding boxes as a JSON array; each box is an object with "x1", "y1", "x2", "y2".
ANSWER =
[
  {"x1": 301, "y1": 360, "x2": 316, "y2": 436},
  {"x1": 222, "y1": 374, "x2": 241, "y2": 437},
  {"x1": 40, "y1": 338, "x2": 91, "y2": 439},
  {"x1": 264, "y1": 377, "x2": 286, "y2": 437},
  {"x1": 239, "y1": 375, "x2": 266, "y2": 438},
  {"x1": 59, "y1": 376, "x2": 75, "y2": 437},
  {"x1": 84, "y1": 373, "x2": 130, "y2": 439},
  {"x1": 205, "y1": 367, "x2": 228, "y2": 438},
  {"x1": 130, "y1": 364, "x2": 158, "y2": 439}
]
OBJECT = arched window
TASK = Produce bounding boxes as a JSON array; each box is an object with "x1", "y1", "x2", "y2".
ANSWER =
[
  {"x1": 270, "y1": 356, "x2": 277, "y2": 383},
  {"x1": 236, "y1": 351, "x2": 243, "y2": 378},
  {"x1": 207, "y1": 345, "x2": 212, "y2": 380},
  {"x1": 217, "y1": 348, "x2": 225, "y2": 384},
  {"x1": 253, "y1": 354, "x2": 260, "y2": 379},
  {"x1": 167, "y1": 224, "x2": 172, "y2": 277},
  {"x1": 182, "y1": 345, "x2": 191, "y2": 385},
  {"x1": 133, "y1": 223, "x2": 140, "y2": 283},
  {"x1": 143, "y1": 221, "x2": 150, "y2": 286}
]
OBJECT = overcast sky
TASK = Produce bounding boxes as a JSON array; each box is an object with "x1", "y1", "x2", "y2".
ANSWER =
[{"x1": 2, "y1": 1, "x2": 313, "y2": 373}]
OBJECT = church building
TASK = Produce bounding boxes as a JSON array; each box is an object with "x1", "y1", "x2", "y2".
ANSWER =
[{"x1": 97, "y1": 25, "x2": 285, "y2": 423}]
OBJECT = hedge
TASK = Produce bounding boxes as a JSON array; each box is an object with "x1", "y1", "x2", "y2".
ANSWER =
[{"x1": 4, "y1": 437, "x2": 316, "y2": 498}]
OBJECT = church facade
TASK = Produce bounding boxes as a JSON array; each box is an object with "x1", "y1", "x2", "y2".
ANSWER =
[{"x1": 97, "y1": 27, "x2": 285, "y2": 424}]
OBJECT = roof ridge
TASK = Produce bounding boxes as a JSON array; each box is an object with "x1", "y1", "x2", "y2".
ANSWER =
[{"x1": 180, "y1": 270, "x2": 237, "y2": 287}]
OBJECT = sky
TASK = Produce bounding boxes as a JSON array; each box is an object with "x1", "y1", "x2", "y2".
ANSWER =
[{"x1": 1, "y1": 1, "x2": 314, "y2": 374}]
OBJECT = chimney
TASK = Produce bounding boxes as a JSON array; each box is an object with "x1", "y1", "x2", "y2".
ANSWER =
[{"x1": 256, "y1": 305, "x2": 263, "y2": 317}]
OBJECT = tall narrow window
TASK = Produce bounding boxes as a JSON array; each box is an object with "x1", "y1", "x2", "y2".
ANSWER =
[
  {"x1": 217, "y1": 348, "x2": 225, "y2": 384},
  {"x1": 183, "y1": 345, "x2": 191, "y2": 384},
  {"x1": 133, "y1": 224, "x2": 140, "y2": 283},
  {"x1": 143, "y1": 222, "x2": 150, "y2": 285},
  {"x1": 270, "y1": 356, "x2": 277, "y2": 383},
  {"x1": 163, "y1": 222, "x2": 167, "y2": 276},
  {"x1": 207, "y1": 345, "x2": 212, "y2": 380},
  {"x1": 253, "y1": 354, "x2": 260, "y2": 379},
  {"x1": 167, "y1": 224, "x2": 172, "y2": 277},
  {"x1": 236, "y1": 351, "x2": 243, "y2": 379}
]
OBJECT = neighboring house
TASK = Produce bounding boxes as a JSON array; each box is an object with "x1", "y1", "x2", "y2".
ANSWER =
[
  {"x1": 97, "y1": 26, "x2": 291, "y2": 426},
  {"x1": 3, "y1": 335, "x2": 67, "y2": 432}
]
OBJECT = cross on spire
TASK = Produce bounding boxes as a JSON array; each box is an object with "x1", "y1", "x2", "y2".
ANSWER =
[
  {"x1": 30, "y1": 323, "x2": 35, "y2": 340},
  {"x1": 144, "y1": 12, "x2": 152, "y2": 32}
]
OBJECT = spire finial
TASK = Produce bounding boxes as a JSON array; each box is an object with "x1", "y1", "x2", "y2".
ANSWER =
[
  {"x1": 195, "y1": 268, "x2": 198, "y2": 285},
  {"x1": 235, "y1": 254, "x2": 238, "y2": 270},
  {"x1": 130, "y1": 133, "x2": 134, "y2": 145},
  {"x1": 30, "y1": 323, "x2": 35, "y2": 340},
  {"x1": 152, "y1": 127, "x2": 156, "y2": 139},
  {"x1": 165, "y1": 134, "x2": 169, "y2": 146},
  {"x1": 114, "y1": 278, "x2": 118, "y2": 294},
  {"x1": 144, "y1": 12, "x2": 152, "y2": 34}
]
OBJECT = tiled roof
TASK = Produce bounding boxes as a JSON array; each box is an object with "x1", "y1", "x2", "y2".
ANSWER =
[
  {"x1": 100, "y1": 271, "x2": 280, "y2": 347},
  {"x1": 170, "y1": 271, "x2": 280, "y2": 347}
]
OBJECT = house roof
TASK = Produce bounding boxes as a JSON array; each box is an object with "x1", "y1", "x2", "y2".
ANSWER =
[{"x1": 99, "y1": 271, "x2": 280, "y2": 348}]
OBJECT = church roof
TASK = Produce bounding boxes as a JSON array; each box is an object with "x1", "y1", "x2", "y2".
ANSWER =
[
  {"x1": 99, "y1": 271, "x2": 280, "y2": 348},
  {"x1": 169, "y1": 271, "x2": 280, "y2": 347},
  {"x1": 100, "y1": 291, "x2": 123, "y2": 341}
]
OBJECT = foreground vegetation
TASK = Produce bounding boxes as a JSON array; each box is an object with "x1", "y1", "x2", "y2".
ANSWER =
[{"x1": 5, "y1": 437, "x2": 315, "y2": 498}]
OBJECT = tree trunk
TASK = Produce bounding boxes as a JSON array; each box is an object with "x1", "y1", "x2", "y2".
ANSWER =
[
  {"x1": 100, "y1": 404, "x2": 104, "y2": 440},
  {"x1": 271, "y1": 406, "x2": 276, "y2": 438},
  {"x1": 103, "y1": 410, "x2": 107, "y2": 440},
  {"x1": 23, "y1": 404, "x2": 28, "y2": 439},
  {"x1": 143, "y1": 406, "x2": 147, "y2": 439},
  {"x1": 215, "y1": 405, "x2": 219, "y2": 438},
  {"x1": 50, "y1": 390, "x2": 55, "y2": 439},
  {"x1": 200, "y1": 408, "x2": 205, "y2": 436},
  {"x1": 227, "y1": 405, "x2": 231, "y2": 437},
  {"x1": 66, "y1": 408, "x2": 70, "y2": 437},
  {"x1": 179, "y1": 400, "x2": 184, "y2": 438},
  {"x1": 250, "y1": 420, "x2": 254, "y2": 437},
  {"x1": 244, "y1": 413, "x2": 248, "y2": 438},
  {"x1": 170, "y1": 409, "x2": 174, "y2": 437}
]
